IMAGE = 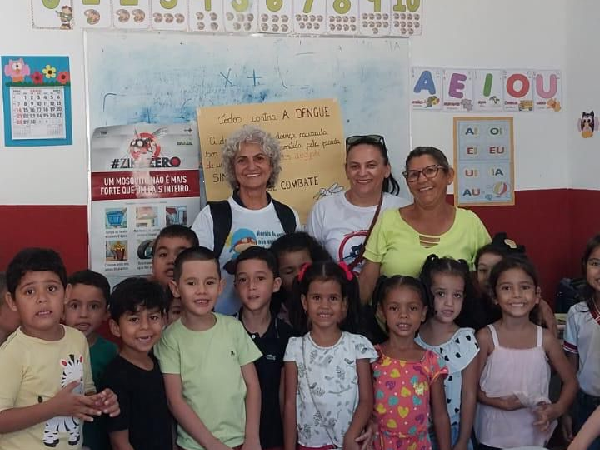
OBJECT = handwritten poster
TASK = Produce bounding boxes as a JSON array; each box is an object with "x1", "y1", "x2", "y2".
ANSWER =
[
  {"x1": 89, "y1": 122, "x2": 201, "y2": 286},
  {"x1": 197, "y1": 99, "x2": 347, "y2": 223},
  {"x1": 2, "y1": 56, "x2": 72, "y2": 147},
  {"x1": 453, "y1": 117, "x2": 514, "y2": 207}
]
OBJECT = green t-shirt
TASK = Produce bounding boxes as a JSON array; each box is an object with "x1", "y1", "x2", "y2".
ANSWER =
[
  {"x1": 364, "y1": 207, "x2": 491, "y2": 277},
  {"x1": 84, "y1": 335, "x2": 118, "y2": 450},
  {"x1": 154, "y1": 314, "x2": 262, "y2": 450}
]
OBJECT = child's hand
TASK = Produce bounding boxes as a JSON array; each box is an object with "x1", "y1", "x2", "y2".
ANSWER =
[
  {"x1": 207, "y1": 440, "x2": 233, "y2": 450},
  {"x1": 49, "y1": 381, "x2": 102, "y2": 421},
  {"x1": 343, "y1": 435, "x2": 361, "y2": 450},
  {"x1": 562, "y1": 414, "x2": 574, "y2": 442},
  {"x1": 241, "y1": 437, "x2": 261, "y2": 450},
  {"x1": 500, "y1": 395, "x2": 523, "y2": 411},
  {"x1": 534, "y1": 402, "x2": 560, "y2": 431},
  {"x1": 88, "y1": 388, "x2": 120, "y2": 417},
  {"x1": 355, "y1": 426, "x2": 374, "y2": 450}
]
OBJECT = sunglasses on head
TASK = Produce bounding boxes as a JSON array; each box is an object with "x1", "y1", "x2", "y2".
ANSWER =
[{"x1": 346, "y1": 134, "x2": 386, "y2": 150}]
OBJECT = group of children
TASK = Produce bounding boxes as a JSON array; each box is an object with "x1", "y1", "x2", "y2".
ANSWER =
[{"x1": 2, "y1": 225, "x2": 600, "y2": 450}]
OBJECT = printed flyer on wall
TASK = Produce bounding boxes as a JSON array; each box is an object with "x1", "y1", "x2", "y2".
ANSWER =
[{"x1": 89, "y1": 122, "x2": 201, "y2": 285}]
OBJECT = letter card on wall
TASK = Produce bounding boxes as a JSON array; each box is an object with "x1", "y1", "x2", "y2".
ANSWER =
[{"x1": 453, "y1": 117, "x2": 514, "y2": 207}]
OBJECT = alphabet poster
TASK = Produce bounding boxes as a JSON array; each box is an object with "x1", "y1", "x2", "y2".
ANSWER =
[
  {"x1": 197, "y1": 98, "x2": 347, "y2": 223},
  {"x1": 453, "y1": 117, "x2": 515, "y2": 207},
  {"x1": 412, "y1": 67, "x2": 562, "y2": 113}
]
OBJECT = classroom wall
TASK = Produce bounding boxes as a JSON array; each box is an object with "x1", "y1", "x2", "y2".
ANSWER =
[{"x1": 0, "y1": 0, "x2": 593, "y2": 298}]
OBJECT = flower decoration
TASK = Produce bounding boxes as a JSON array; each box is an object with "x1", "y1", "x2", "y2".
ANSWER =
[
  {"x1": 42, "y1": 65, "x2": 57, "y2": 79},
  {"x1": 31, "y1": 72, "x2": 43, "y2": 84},
  {"x1": 57, "y1": 71, "x2": 70, "y2": 85}
]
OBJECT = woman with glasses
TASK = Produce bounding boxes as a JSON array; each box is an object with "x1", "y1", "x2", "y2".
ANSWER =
[
  {"x1": 359, "y1": 146, "x2": 491, "y2": 303},
  {"x1": 307, "y1": 135, "x2": 410, "y2": 272}
]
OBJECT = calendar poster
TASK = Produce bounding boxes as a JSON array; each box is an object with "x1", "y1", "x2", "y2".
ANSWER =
[{"x1": 2, "y1": 56, "x2": 72, "y2": 147}]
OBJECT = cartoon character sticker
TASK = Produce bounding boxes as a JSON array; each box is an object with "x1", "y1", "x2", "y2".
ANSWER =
[
  {"x1": 57, "y1": 5, "x2": 73, "y2": 30},
  {"x1": 229, "y1": 229, "x2": 258, "y2": 258},
  {"x1": 3, "y1": 58, "x2": 30, "y2": 83},
  {"x1": 578, "y1": 111, "x2": 599, "y2": 138}
]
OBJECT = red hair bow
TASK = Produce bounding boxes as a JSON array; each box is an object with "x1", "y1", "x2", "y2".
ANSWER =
[
  {"x1": 338, "y1": 262, "x2": 353, "y2": 281},
  {"x1": 297, "y1": 263, "x2": 311, "y2": 282}
]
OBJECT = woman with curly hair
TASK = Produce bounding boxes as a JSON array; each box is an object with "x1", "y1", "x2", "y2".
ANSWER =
[{"x1": 192, "y1": 125, "x2": 299, "y2": 315}]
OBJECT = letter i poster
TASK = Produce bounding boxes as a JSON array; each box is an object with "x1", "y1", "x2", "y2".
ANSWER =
[
  {"x1": 453, "y1": 117, "x2": 515, "y2": 206},
  {"x1": 89, "y1": 123, "x2": 201, "y2": 286}
]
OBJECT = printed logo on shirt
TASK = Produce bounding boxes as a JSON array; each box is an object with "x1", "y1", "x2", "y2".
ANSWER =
[
  {"x1": 229, "y1": 229, "x2": 258, "y2": 258},
  {"x1": 338, "y1": 230, "x2": 368, "y2": 266}
]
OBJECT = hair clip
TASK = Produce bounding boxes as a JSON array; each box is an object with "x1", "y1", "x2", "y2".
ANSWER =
[
  {"x1": 297, "y1": 263, "x2": 311, "y2": 282},
  {"x1": 338, "y1": 262, "x2": 354, "y2": 281}
]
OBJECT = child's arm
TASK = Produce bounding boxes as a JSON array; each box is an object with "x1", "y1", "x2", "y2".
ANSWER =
[
  {"x1": 0, "y1": 380, "x2": 102, "y2": 433},
  {"x1": 568, "y1": 405, "x2": 600, "y2": 450},
  {"x1": 241, "y1": 363, "x2": 261, "y2": 450},
  {"x1": 562, "y1": 352, "x2": 579, "y2": 442},
  {"x1": 454, "y1": 357, "x2": 478, "y2": 450},
  {"x1": 163, "y1": 373, "x2": 231, "y2": 450},
  {"x1": 279, "y1": 367, "x2": 285, "y2": 417},
  {"x1": 431, "y1": 377, "x2": 451, "y2": 450},
  {"x1": 343, "y1": 359, "x2": 374, "y2": 450},
  {"x1": 283, "y1": 361, "x2": 298, "y2": 450},
  {"x1": 534, "y1": 330, "x2": 578, "y2": 430},
  {"x1": 108, "y1": 430, "x2": 135, "y2": 450},
  {"x1": 475, "y1": 327, "x2": 523, "y2": 411}
]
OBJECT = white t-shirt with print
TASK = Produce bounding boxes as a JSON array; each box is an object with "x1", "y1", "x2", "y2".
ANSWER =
[
  {"x1": 283, "y1": 331, "x2": 377, "y2": 448},
  {"x1": 307, "y1": 191, "x2": 410, "y2": 271},
  {"x1": 191, "y1": 196, "x2": 300, "y2": 315}
]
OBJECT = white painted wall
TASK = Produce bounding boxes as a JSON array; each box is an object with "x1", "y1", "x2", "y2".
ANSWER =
[
  {"x1": 0, "y1": 0, "x2": 573, "y2": 205},
  {"x1": 566, "y1": 0, "x2": 600, "y2": 191}
]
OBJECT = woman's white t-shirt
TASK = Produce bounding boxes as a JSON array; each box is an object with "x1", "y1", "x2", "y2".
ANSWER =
[{"x1": 307, "y1": 191, "x2": 410, "y2": 271}]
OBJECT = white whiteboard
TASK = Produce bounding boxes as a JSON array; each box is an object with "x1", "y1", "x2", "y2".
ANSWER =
[{"x1": 85, "y1": 31, "x2": 410, "y2": 178}]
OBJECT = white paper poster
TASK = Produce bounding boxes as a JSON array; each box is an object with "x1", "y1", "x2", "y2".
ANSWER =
[
  {"x1": 411, "y1": 67, "x2": 443, "y2": 110},
  {"x1": 72, "y1": 0, "x2": 112, "y2": 28},
  {"x1": 150, "y1": 0, "x2": 188, "y2": 30},
  {"x1": 293, "y1": 0, "x2": 327, "y2": 35},
  {"x1": 503, "y1": 70, "x2": 534, "y2": 112},
  {"x1": 113, "y1": 0, "x2": 151, "y2": 29},
  {"x1": 443, "y1": 69, "x2": 474, "y2": 112},
  {"x1": 359, "y1": 0, "x2": 391, "y2": 36},
  {"x1": 89, "y1": 122, "x2": 201, "y2": 285},
  {"x1": 533, "y1": 70, "x2": 562, "y2": 112},
  {"x1": 223, "y1": 0, "x2": 258, "y2": 33},
  {"x1": 32, "y1": 0, "x2": 74, "y2": 29},
  {"x1": 326, "y1": 0, "x2": 359, "y2": 36},
  {"x1": 473, "y1": 70, "x2": 504, "y2": 112},
  {"x1": 257, "y1": 0, "x2": 293, "y2": 34},
  {"x1": 188, "y1": 0, "x2": 224, "y2": 32}
]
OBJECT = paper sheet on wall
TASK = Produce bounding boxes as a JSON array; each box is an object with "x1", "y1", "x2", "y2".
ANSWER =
[
  {"x1": 32, "y1": 0, "x2": 73, "y2": 29},
  {"x1": 197, "y1": 99, "x2": 347, "y2": 224},
  {"x1": 453, "y1": 117, "x2": 515, "y2": 207},
  {"x1": 73, "y1": 0, "x2": 112, "y2": 28},
  {"x1": 503, "y1": 70, "x2": 534, "y2": 112},
  {"x1": 533, "y1": 70, "x2": 562, "y2": 112},
  {"x1": 473, "y1": 70, "x2": 504, "y2": 112},
  {"x1": 89, "y1": 122, "x2": 201, "y2": 286}
]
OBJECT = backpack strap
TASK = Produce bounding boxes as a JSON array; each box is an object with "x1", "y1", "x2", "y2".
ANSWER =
[
  {"x1": 272, "y1": 199, "x2": 297, "y2": 234},
  {"x1": 208, "y1": 200, "x2": 232, "y2": 258}
]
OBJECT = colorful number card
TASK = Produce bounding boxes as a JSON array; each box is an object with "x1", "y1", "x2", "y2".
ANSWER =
[
  {"x1": 360, "y1": 0, "x2": 391, "y2": 37},
  {"x1": 327, "y1": 0, "x2": 359, "y2": 36},
  {"x1": 258, "y1": 0, "x2": 293, "y2": 34},
  {"x1": 151, "y1": 0, "x2": 188, "y2": 30},
  {"x1": 189, "y1": 0, "x2": 224, "y2": 32},
  {"x1": 73, "y1": 0, "x2": 112, "y2": 28},
  {"x1": 224, "y1": 0, "x2": 258, "y2": 33},
  {"x1": 390, "y1": 0, "x2": 422, "y2": 37},
  {"x1": 453, "y1": 117, "x2": 515, "y2": 207},
  {"x1": 293, "y1": 0, "x2": 327, "y2": 35},
  {"x1": 1, "y1": 56, "x2": 72, "y2": 147},
  {"x1": 113, "y1": 0, "x2": 151, "y2": 29}
]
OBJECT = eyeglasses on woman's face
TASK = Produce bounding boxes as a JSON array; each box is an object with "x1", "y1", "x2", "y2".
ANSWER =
[{"x1": 402, "y1": 165, "x2": 445, "y2": 183}]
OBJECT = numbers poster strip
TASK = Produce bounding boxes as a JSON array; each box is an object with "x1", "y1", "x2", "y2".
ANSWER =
[
  {"x1": 89, "y1": 122, "x2": 201, "y2": 287},
  {"x1": 1, "y1": 56, "x2": 72, "y2": 147},
  {"x1": 31, "y1": 0, "x2": 423, "y2": 36},
  {"x1": 197, "y1": 99, "x2": 348, "y2": 224},
  {"x1": 453, "y1": 117, "x2": 515, "y2": 207},
  {"x1": 412, "y1": 67, "x2": 563, "y2": 113}
]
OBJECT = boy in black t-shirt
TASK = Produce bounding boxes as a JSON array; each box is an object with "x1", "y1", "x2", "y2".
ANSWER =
[
  {"x1": 234, "y1": 246, "x2": 293, "y2": 450},
  {"x1": 101, "y1": 277, "x2": 173, "y2": 450}
]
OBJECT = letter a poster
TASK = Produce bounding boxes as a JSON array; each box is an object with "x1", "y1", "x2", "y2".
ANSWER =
[
  {"x1": 453, "y1": 117, "x2": 515, "y2": 207},
  {"x1": 197, "y1": 99, "x2": 347, "y2": 223}
]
